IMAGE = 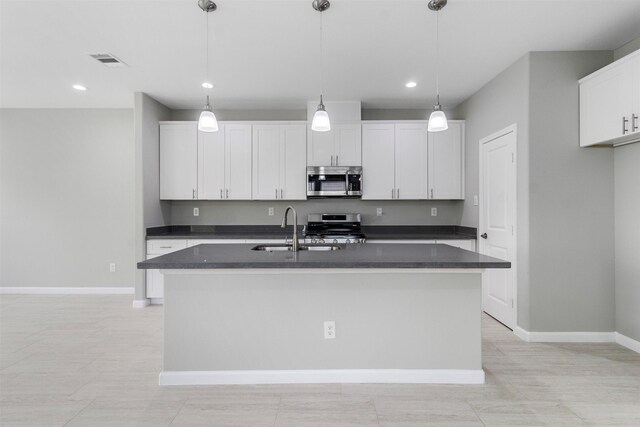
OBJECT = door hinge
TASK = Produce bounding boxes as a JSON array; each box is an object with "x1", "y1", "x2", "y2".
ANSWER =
[
  {"x1": 511, "y1": 152, "x2": 515, "y2": 163},
  {"x1": 511, "y1": 298, "x2": 514, "y2": 308}
]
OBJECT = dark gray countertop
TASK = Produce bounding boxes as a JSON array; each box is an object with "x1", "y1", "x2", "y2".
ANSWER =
[
  {"x1": 137, "y1": 243, "x2": 509, "y2": 270},
  {"x1": 146, "y1": 225, "x2": 477, "y2": 241}
]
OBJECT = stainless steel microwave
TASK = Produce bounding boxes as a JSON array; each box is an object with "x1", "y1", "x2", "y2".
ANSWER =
[{"x1": 307, "y1": 166, "x2": 362, "y2": 198}]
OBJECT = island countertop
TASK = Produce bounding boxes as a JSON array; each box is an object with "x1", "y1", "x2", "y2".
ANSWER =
[{"x1": 137, "y1": 243, "x2": 510, "y2": 270}]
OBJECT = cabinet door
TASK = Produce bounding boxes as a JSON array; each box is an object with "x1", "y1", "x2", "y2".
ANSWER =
[
  {"x1": 281, "y1": 125, "x2": 307, "y2": 200},
  {"x1": 252, "y1": 125, "x2": 281, "y2": 200},
  {"x1": 394, "y1": 123, "x2": 427, "y2": 199},
  {"x1": 362, "y1": 124, "x2": 395, "y2": 200},
  {"x1": 160, "y1": 123, "x2": 198, "y2": 200},
  {"x1": 145, "y1": 254, "x2": 164, "y2": 299},
  {"x1": 198, "y1": 125, "x2": 226, "y2": 200},
  {"x1": 307, "y1": 127, "x2": 335, "y2": 166},
  {"x1": 225, "y1": 124, "x2": 253, "y2": 200},
  {"x1": 580, "y1": 61, "x2": 634, "y2": 147},
  {"x1": 335, "y1": 124, "x2": 362, "y2": 166},
  {"x1": 428, "y1": 122, "x2": 464, "y2": 200}
]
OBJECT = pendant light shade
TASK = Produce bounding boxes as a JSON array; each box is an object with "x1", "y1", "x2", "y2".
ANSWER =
[
  {"x1": 311, "y1": 95, "x2": 331, "y2": 132},
  {"x1": 198, "y1": 96, "x2": 219, "y2": 132},
  {"x1": 427, "y1": 101, "x2": 448, "y2": 132}
]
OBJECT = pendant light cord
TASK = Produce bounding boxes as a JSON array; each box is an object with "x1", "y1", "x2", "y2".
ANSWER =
[
  {"x1": 206, "y1": 11, "x2": 210, "y2": 85},
  {"x1": 435, "y1": 10, "x2": 440, "y2": 105},
  {"x1": 320, "y1": 11, "x2": 324, "y2": 98}
]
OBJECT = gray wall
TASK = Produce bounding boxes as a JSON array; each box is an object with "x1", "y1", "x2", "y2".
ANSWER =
[
  {"x1": 614, "y1": 143, "x2": 640, "y2": 341},
  {"x1": 614, "y1": 35, "x2": 640, "y2": 60},
  {"x1": 134, "y1": 93, "x2": 172, "y2": 300},
  {"x1": 453, "y1": 54, "x2": 532, "y2": 329},
  {"x1": 0, "y1": 109, "x2": 134, "y2": 287},
  {"x1": 528, "y1": 51, "x2": 614, "y2": 332},
  {"x1": 171, "y1": 200, "x2": 463, "y2": 226}
]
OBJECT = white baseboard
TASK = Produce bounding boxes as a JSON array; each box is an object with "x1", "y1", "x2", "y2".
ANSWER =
[
  {"x1": 513, "y1": 326, "x2": 530, "y2": 342},
  {"x1": 132, "y1": 299, "x2": 151, "y2": 308},
  {"x1": 149, "y1": 298, "x2": 164, "y2": 305},
  {"x1": 159, "y1": 369, "x2": 485, "y2": 386},
  {"x1": 615, "y1": 332, "x2": 640, "y2": 353},
  {"x1": 0, "y1": 286, "x2": 134, "y2": 295}
]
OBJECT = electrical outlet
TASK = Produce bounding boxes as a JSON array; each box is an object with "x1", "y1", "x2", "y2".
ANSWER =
[
  {"x1": 376, "y1": 208, "x2": 383, "y2": 217},
  {"x1": 268, "y1": 207, "x2": 274, "y2": 216},
  {"x1": 473, "y1": 195, "x2": 478, "y2": 206},
  {"x1": 431, "y1": 207, "x2": 437, "y2": 217},
  {"x1": 193, "y1": 207, "x2": 199, "y2": 216},
  {"x1": 324, "y1": 321, "x2": 335, "y2": 339},
  {"x1": 109, "y1": 263, "x2": 116, "y2": 273}
]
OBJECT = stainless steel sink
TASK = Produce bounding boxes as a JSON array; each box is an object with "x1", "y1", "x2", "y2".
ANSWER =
[{"x1": 251, "y1": 244, "x2": 341, "y2": 252}]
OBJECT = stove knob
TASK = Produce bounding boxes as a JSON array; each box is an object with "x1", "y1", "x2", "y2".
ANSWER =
[{"x1": 320, "y1": 238, "x2": 326, "y2": 244}]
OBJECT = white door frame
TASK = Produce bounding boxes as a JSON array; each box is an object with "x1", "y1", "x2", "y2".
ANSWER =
[{"x1": 478, "y1": 123, "x2": 518, "y2": 330}]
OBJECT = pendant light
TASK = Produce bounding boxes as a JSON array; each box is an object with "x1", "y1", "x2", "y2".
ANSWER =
[
  {"x1": 311, "y1": 0, "x2": 331, "y2": 132},
  {"x1": 427, "y1": 0, "x2": 448, "y2": 132},
  {"x1": 197, "y1": 0, "x2": 219, "y2": 132}
]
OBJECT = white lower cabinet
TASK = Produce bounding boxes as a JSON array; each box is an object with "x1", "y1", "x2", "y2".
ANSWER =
[{"x1": 145, "y1": 239, "x2": 187, "y2": 300}]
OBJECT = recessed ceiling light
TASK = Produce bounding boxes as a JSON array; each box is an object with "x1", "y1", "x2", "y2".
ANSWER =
[
  {"x1": 201, "y1": 82, "x2": 214, "y2": 89},
  {"x1": 72, "y1": 84, "x2": 87, "y2": 91},
  {"x1": 405, "y1": 81, "x2": 417, "y2": 88}
]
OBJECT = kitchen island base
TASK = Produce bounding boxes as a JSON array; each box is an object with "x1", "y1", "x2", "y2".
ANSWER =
[{"x1": 160, "y1": 269, "x2": 484, "y2": 385}]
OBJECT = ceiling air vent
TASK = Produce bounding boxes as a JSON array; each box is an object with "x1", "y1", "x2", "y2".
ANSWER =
[{"x1": 89, "y1": 53, "x2": 127, "y2": 68}]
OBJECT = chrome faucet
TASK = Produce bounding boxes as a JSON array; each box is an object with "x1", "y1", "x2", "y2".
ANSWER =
[{"x1": 281, "y1": 206, "x2": 299, "y2": 252}]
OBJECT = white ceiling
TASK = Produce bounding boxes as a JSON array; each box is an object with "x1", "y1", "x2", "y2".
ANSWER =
[{"x1": 2, "y1": 0, "x2": 640, "y2": 110}]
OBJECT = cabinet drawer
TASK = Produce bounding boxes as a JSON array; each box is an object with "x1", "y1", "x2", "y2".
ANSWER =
[{"x1": 146, "y1": 239, "x2": 187, "y2": 255}]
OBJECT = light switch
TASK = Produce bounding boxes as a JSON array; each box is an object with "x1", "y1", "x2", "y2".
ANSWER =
[
  {"x1": 431, "y1": 207, "x2": 437, "y2": 216},
  {"x1": 376, "y1": 208, "x2": 383, "y2": 217},
  {"x1": 193, "y1": 207, "x2": 199, "y2": 217},
  {"x1": 268, "y1": 207, "x2": 274, "y2": 216}
]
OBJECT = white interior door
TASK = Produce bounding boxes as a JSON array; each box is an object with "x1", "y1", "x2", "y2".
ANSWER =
[{"x1": 480, "y1": 126, "x2": 516, "y2": 329}]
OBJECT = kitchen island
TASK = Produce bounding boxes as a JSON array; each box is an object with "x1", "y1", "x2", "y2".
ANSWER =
[{"x1": 138, "y1": 243, "x2": 510, "y2": 386}]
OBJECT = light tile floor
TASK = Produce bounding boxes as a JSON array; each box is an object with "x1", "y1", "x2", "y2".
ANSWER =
[{"x1": 1, "y1": 295, "x2": 639, "y2": 426}]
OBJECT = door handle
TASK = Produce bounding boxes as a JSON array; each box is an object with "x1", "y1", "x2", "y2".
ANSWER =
[
  {"x1": 330, "y1": 155, "x2": 334, "y2": 166},
  {"x1": 220, "y1": 189, "x2": 223, "y2": 199},
  {"x1": 275, "y1": 189, "x2": 278, "y2": 199},
  {"x1": 192, "y1": 189, "x2": 196, "y2": 199},
  {"x1": 391, "y1": 189, "x2": 395, "y2": 199},
  {"x1": 623, "y1": 116, "x2": 629, "y2": 135},
  {"x1": 280, "y1": 189, "x2": 284, "y2": 199},
  {"x1": 481, "y1": 233, "x2": 488, "y2": 239},
  {"x1": 430, "y1": 188, "x2": 434, "y2": 199},
  {"x1": 633, "y1": 114, "x2": 638, "y2": 132},
  {"x1": 336, "y1": 155, "x2": 339, "y2": 166},
  {"x1": 226, "y1": 189, "x2": 229, "y2": 199},
  {"x1": 396, "y1": 188, "x2": 400, "y2": 199}
]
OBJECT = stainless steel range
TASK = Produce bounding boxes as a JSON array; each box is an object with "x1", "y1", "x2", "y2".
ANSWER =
[{"x1": 303, "y1": 213, "x2": 366, "y2": 244}]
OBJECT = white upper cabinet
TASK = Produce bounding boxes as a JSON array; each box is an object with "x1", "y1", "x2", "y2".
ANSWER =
[
  {"x1": 428, "y1": 121, "x2": 465, "y2": 200},
  {"x1": 307, "y1": 123, "x2": 362, "y2": 166},
  {"x1": 395, "y1": 123, "x2": 428, "y2": 200},
  {"x1": 362, "y1": 121, "x2": 463, "y2": 200},
  {"x1": 198, "y1": 124, "x2": 226, "y2": 200},
  {"x1": 580, "y1": 50, "x2": 640, "y2": 146},
  {"x1": 362, "y1": 122, "x2": 428, "y2": 200},
  {"x1": 362, "y1": 123, "x2": 396, "y2": 200},
  {"x1": 252, "y1": 124, "x2": 306, "y2": 200},
  {"x1": 160, "y1": 123, "x2": 198, "y2": 200},
  {"x1": 223, "y1": 124, "x2": 253, "y2": 200}
]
